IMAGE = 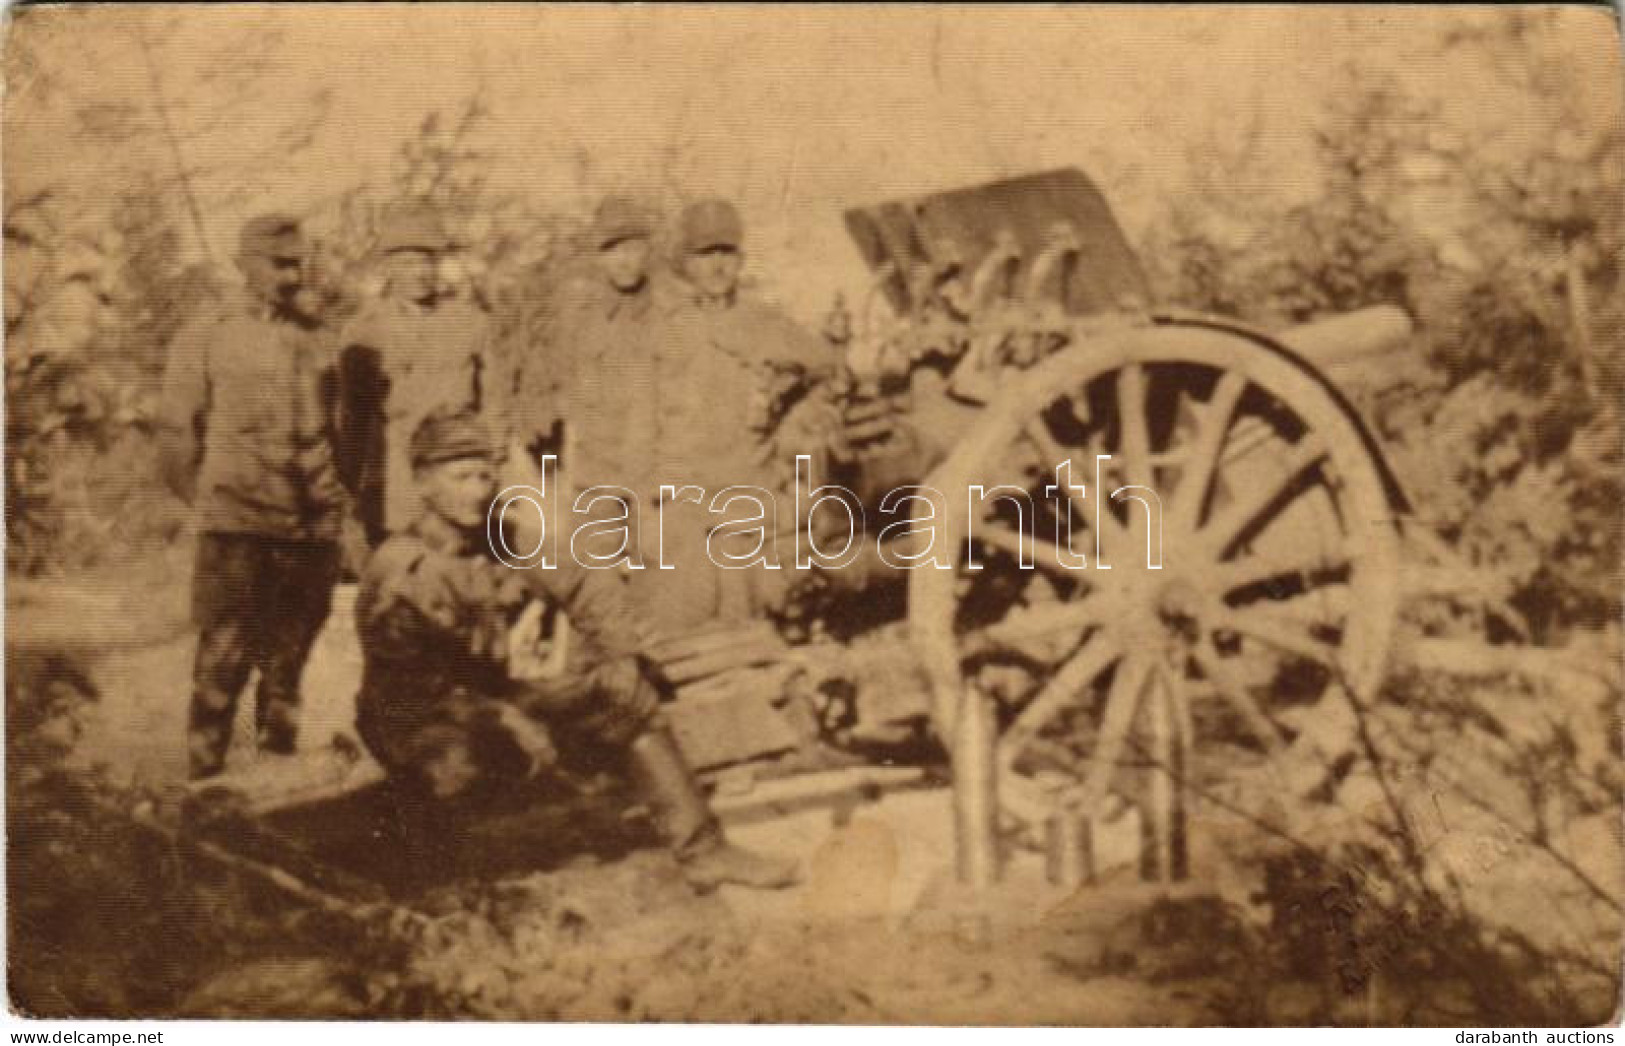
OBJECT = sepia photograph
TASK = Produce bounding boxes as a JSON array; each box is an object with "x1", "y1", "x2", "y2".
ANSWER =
[{"x1": 4, "y1": 1, "x2": 1623, "y2": 1029}]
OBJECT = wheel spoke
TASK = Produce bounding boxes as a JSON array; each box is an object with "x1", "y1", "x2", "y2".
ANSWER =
[
  {"x1": 1170, "y1": 371, "x2": 1248, "y2": 537},
  {"x1": 1153, "y1": 660, "x2": 1196, "y2": 781},
  {"x1": 1069, "y1": 652, "x2": 1153, "y2": 809},
  {"x1": 971, "y1": 597, "x2": 1111, "y2": 655},
  {"x1": 997, "y1": 631, "x2": 1123, "y2": 774},
  {"x1": 1115, "y1": 364, "x2": 1151, "y2": 487},
  {"x1": 1209, "y1": 604, "x2": 1342, "y2": 668},
  {"x1": 1088, "y1": 476, "x2": 1135, "y2": 568},
  {"x1": 1166, "y1": 660, "x2": 1196, "y2": 780},
  {"x1": 1207, "y1": 547, "x2": 1352, "y2": 594},
  {"x1": 1262, "y1": 586, "x2": 1351, "y2": 630},
  {"x1": 1189, "y1": 633, "x2": 1285, "y2": 752},
  {"x1": 970, "y1": 520, "x2": 1079, "y2": 576},
  {"x1": 1022, "y1": 737, "x2": 1088, "y2": 778},
  {"x1": 1020, "y1": 416, "x2": 1131, "y2": 562},
  {"x1": 1021, "y1": 419, "x2": 1085, "y2": 517},
  {"x1": 1200, "y1": 436, "x2": 1329, "y2": 555},
  {"x1": 1219, "y1": 416, "x2": 1276, "y2": 467}
]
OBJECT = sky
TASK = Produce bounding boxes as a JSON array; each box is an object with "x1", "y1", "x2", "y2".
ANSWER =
[{"x1": 6, "y1": 4, "x2": 1621, "y2": 321}]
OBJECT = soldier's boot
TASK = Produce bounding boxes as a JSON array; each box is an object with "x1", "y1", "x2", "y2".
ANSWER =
[
  {"x1": 256, "y1": 697, "x2": 299, "y2": 756},
  {"x1": 186, "y1": 714, "x2": 231, "y2": 781},
  {"x1": 187, "y1": 633, "x2": 251, "y2": 781},
  {"x1": 627, "y1": 726, "x2": 799, "y2": 892},
  {"x1": 256, "y1": 604, "x2": 325, "y2": 757}
]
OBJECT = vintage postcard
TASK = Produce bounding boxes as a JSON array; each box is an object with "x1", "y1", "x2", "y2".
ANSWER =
[{"x1": 5, "y1": 2, "x2": 1622, "y2": 1027}]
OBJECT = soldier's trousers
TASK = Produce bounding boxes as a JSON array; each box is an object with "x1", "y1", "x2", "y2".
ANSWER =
[
  {"x1": 356, "y1": 655, "x2": 661, "y2": 799},
  {"x1": 188, "y1": 532, "x2": 340, "y2": 779}
]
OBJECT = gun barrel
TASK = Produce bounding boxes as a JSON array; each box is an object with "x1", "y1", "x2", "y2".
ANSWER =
[{"x1": 1274, "y1": 305, "x2": 1414, "y2": 371}]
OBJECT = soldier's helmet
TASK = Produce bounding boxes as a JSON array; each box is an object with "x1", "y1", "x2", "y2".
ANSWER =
[
  {"x1": 590, "y1": 195, "x2": 655, "y2": 250},
  {"x1": 677, "y1": 198, "x2": 743, "y2": 254},
  {"x1": 377, "y1": 203, "x2": 457, "y2": 255},
  {"x1": 238, "y1": 213, "x2": 306, "y2": 261},
  {"x1": 410, "y1": 406, "x2": 495, "y2": 470}
]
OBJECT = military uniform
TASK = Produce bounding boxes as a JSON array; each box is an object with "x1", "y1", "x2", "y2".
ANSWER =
[
  {"x1": 157, "y1": 215, "x2": 344, "y2": 779},
  {"x1": 338, "y1": 206, "x2": 495, "y2": 540},
  {"x1": 353, "y1": 408, "x2": 798, "y2": 890},
  {"x1": 639, "y1": 199, "x2": 835, "y2": 633},
  {"x1": 513, "y1": 198, "x2": 666, "y2": 498},
  {"x1": 355, "y1": 503, "x2": 657, "y2": 793},
  {"x1": 654, "y1": 292, "x2": 831, "y2": 492},
  {"x1": 548, "y1": 268, "x2": 663, "y2": 495}
]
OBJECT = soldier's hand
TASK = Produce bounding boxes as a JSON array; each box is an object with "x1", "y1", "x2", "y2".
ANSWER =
[
  {"x1": 767, "y1": 362, "x2": 810, "y2": 406},
  {"x1": 748, "y1": 363, "x2": 810, "y2": 435},
  {"x1": 632, "y1": 646, "x2": 680, "y2": 699},
  {"x1": 599, "y1": 655, "x2": 664, "y2": 721}
]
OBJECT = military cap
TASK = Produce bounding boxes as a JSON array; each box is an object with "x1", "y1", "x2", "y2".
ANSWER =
[
  {"x1": 238, "y1": 214, "x2": 306, "y2": 261},
  {"x1": 377, "y1": 203, "x2": 456, "y2": 254},
  {"x1": 410, "y1": 406, "x2": 495, "y2": 470},
  {"x1": 590, "y1": 195, "x2": 655, "y2": 250},
  {"x1": 678, "y1": 198, "x2": 743, "y2": 254}
]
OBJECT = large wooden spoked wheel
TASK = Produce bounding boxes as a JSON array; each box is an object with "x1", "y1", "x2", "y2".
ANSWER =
[{"x1": 908, "y1": 320, "x2": 1402, "y2": 865}]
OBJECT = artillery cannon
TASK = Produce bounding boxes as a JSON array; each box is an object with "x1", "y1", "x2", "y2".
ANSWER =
[{"x1": 650, "y1": 167, "x2": 1418, "y2": 890}]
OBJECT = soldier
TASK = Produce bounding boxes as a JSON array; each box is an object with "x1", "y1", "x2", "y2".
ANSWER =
[
  {"x1": 515, "y1": 196, "x2": 664, "y2": 499},
  {"x1": 338, "y1": 203, "x2": 495, "y2": 544},
  {"x1": 157, "y1": 214, "x2": 345, "y2": 780},
  {"x1": 658, "y1": 199, "x2": 836, "y2": 489},
  {"x1": 353, "y1": 406, "x2": 799, "y2": 891},
  {"x1": 641, "y1": 198, "x2": 837, "y2": 630}
]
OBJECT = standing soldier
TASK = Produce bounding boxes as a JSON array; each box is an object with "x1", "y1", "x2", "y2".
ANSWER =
[
  {"x1": 354, "y1": 406, "x2": 798, "y2": 890},
  {"x1": 157, "y1": 214, "x2": 346, "y2": 780},
  {"x1": 514, "y1": 195, "x2": 663, "y2": 499},
  {"x1": 338, "y1": 203, "x2": 495, "y2": 545},
  {"x1": 643, "y1": 198, "x2": 836, "y2": 631}
]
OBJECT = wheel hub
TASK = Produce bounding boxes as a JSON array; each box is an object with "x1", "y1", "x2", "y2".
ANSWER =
[
  {"x1": 1155, "y1": 578, "x2": 1203, "y2": 627},
  {"x1": 1154, "y1": 578, "x2": 1204, "y2": 660},
  {"x1": 1106, "y1": 572, "x2": 1204, "y2": 655}
]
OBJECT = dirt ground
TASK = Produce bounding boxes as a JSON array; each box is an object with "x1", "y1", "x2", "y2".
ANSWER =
[
  {"x1": 15, "y1": 564, "x2": 1622, "y2": 1024},
  {"x1": 19, "y1": 568, "x2": 1257, "y2": 1023},
  {"x1": 170, "y1": 804, "x2": 1293, "y2": 1023}
]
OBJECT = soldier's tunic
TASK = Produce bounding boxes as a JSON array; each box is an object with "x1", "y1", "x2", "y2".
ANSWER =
[
  {"x1": 354, "y1": 510, "x2": 657, "y2": 794},
  {"x1": 339, "y1": 296, "x2": 494, "y2": 538},
  {"x1": 518, "y1": 272, "x2": 664, "y2": 493},
  {"x1": 654, "y1": 293, "x2": 830, "y2": 490},
  {"x1": 505, "y1": 271, "x2": 669, "y2": 567},
  {"x1": 639, "y1": 292, "x2": 833, "y2": 633},
  {"x1": 157, "y1": 292, "x2": 345, "y2": 776},
  {"x1": 507, "y1": 266, "x2": 592, "y2": 449}
]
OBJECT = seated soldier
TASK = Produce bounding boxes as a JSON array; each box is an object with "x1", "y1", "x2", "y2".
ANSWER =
[{"x1": 353, "y1": 406, "x2": 798, "y2": 891}]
